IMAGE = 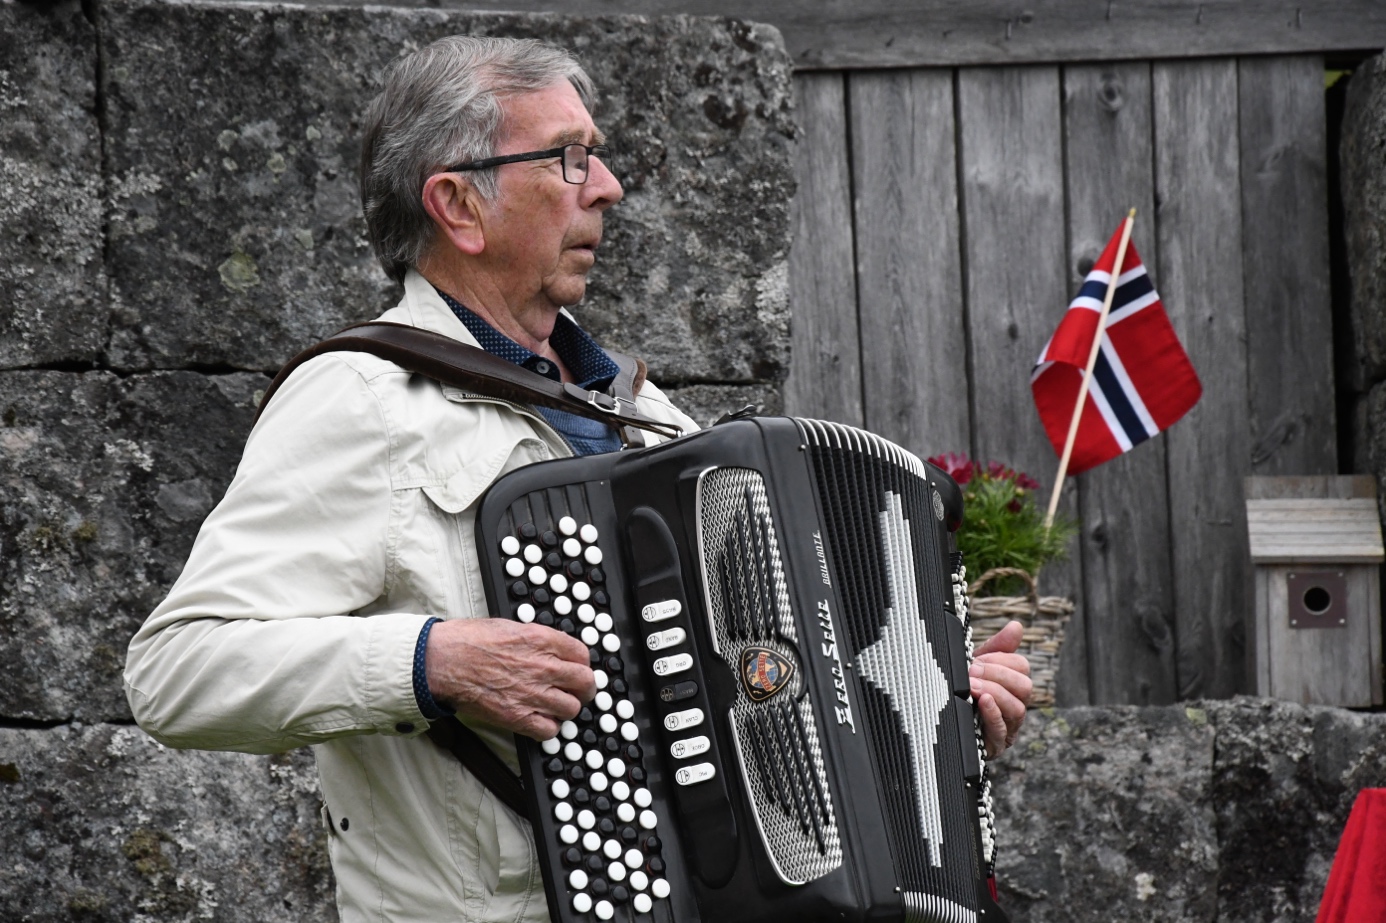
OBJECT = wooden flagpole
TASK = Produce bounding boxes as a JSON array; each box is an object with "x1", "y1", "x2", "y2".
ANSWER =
[{"x1": 1044, "y1": 208, "x2": 1137, "y2": 530}]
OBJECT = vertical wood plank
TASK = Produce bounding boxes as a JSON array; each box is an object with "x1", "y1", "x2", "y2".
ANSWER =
[
  {"x1": 1062, "y1": 62, "x2": 1178, "y2": 705},
  {"x1": 1154, "y1": 58, "x2": 1250, "y2": 699},
  {"x1": 1239, "y1": 55, "x2": 1337, "y2": 476},
  {"x1": 786, "y1": 73, "x2": 864, "y2": 426},
  {"x1": 849, "y1": 69, "x2": 969, "y2": 458},
  {"x1": 958, "y1": 66, "x2": 1089, "y2": 704}
]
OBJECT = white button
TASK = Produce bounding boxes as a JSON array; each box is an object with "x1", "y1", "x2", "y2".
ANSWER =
[
  {"x1": 625, "y1": 848, "x2": 643, "y2": 869},
  {"x1": 602, "y1": 634, "x2": 621, "y2": 653},
  {"x1": 595, "y1": 900, "x2": 614, "y2": 921},
  {"x1": 621, "y1": 722, "x2": 639, "y2": 742},
  {"x1": 569, "y1": 869, "x2": 589, "y2": 890},
  {"x1": 675, "y1": 762, "x2": 717, "y2": 786},
  {"x1": 646, "y1": 627, "x2": 686, "y2": 651},
  {"x1": 551, "y1": 779, "x2": 571, "y2": 799},
  {"x1": 583, "y1": 831, "x2": 601, "y2": 852},
  {"x1": 577, "y1": 809, "x2": 595, "y2": 830},
  {"x1": 549, "y1": 573, "x2": 569, "y2": 594},
  {"x1": 593, "y1": 669, "x2": 609, "y2": 690},
  {"x1": 603, "y1": 839, "x2": 623, "y2": 859},
  {"x1": 516, "y1": 603, "x2": 536, "y2": 623},
  {"x1": 595, "y1": 612, "x2": 614, "y2": 633},
  {"x1": 554, "y1": 802, "x2": 574, "y2": 822},
  {"x1": 653, "y1": 653, "x2": 693, "y2": 676},
  {"x1": 652, "y1": 879, "x2": 670, "y2": 899},
  {"x1": 577, "y1": 603, "x2": 596, "y2": 623},
  {"x1": 559, "y1": 516, "x2": 578, "y2": 536},
  {"x1": 554, "y1": 596, "x2": 573, "y2": 615},
  {"x1": 616, "y1": 700, "x2": 635, "y2": 720},
  {"x1": 612, "y1": 781, "x2": 631, "y2": 802},
  {"x1": 589, "y1": 772, "x2": 609, "y2": 792},
  {"x1": 606, "y1": 758, "x2": 626, "y2": 777},
  {"x1": 633, "y1": 788, "x2": 652, "y2": 808},
  {"x1": 560, "y1": 720, "x2": 578, "y2": 740},
  {"x1": 580, "y1": 523, "x2": 599, "y2": 543},
  {"x1": 581, "y1": 626, "x2": 600, "y2": 646},
  {"x1": 595, "y1": 691, "x2": 613, "y2": 712},
  {"x1": 670, "y1": 735, "x2": 711, "y2": 759},
  {"x1": 585, "y1": 750, "x2": 604, "y2": 770},
  {"x1": 505, "y1": 558, "x2": 525, "y2": 578},
  {"x1": 563, "y1": 537, "x2": 582, "y2": 558},
  {"x1": 524, "y1": 544, "x2": 543, "y2": 564},
  {"x1": 559, "y1": 823, "x2": 578, "y2": 844},
  {"x1": 599, "y1": 714, "x2": 618, "y2": 733},
  {"x1": 617, "y1": 802, "x2": 636, "y2": 823},
  {"x1": 573, "y1": 893, "x2": 593, "y2": 914},
  {"x1": 608, "y1": 861, "x2": 627, "y2": 882},
  {"x1": 634, "y1": 893, "x2": 653, "y2": 913},
  {"x1": 641, "y1": 600, "x2": 681, "y2": 622},
  {"x1": 664, "y1": 707, "x2": 704, "y2": 732},
  {"x1": 585, "y1": 546, "x2": 604, "y2": 565},
  {"x1": 630, "y1": 870, "x2": 648, "y2": 892},
  {"x1": 541, "y1": 736, "x2": 562, "y2": 755},
  {"x1": 528, "y1": 565, "x2": 547, "y2": 585},
  {"x1": 639, "y1": 809, "x2": 658, "y2": 829},
  {"x1": 500, "y1": 536, "x2": 520, "y2": 555},
  {"x1": 573, "y1": 582, "x2": 591, "y2": 601},
  {"x1": 564, "y1": 741, "x2": 583, "y2": 762}
]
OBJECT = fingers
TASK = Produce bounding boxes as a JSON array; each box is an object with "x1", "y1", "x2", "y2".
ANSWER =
[
  {"x1": 970, "y1": 656, "x2": 1030, "y2": 759},
  {"x1": 973, "y1": 619, "x2": 1024, "y2": 657},
  {"x1": 975, "y1": 693, "x2": 1009, "y2": 760}
]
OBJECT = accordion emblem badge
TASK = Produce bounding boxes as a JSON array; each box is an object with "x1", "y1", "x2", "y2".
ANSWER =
[{"x1": 740, "y1": 647, "x2": 794, "y2": 702}]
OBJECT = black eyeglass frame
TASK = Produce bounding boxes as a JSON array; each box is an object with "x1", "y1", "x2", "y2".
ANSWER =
[{"x1": 444, "y1": 143, "x2": 611, "y2": 185}]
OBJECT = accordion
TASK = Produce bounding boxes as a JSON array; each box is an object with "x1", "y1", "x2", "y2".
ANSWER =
[{"x1": 475, "y1": 415, "x2": 1005, "y2": 923}]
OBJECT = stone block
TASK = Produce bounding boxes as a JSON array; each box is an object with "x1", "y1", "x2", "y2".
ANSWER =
[
  {"x1": 988, "y1": 705, "x2": 1218, "y2": 922},
  {"x1": 100, "y1": 0, "x2": 794, "y2": 385},
  {"x1": 0, "y1": 370, "x2": 264, "y2": 722},
  {"x1": 0, "y1": 1, "x2": 108, "y2": 368},
  {"x1": 0, "y1": 725, "x2": 333, "y2": 922},
  {"x1": 1342, "y1": 52, "x2": 1386, "y2": 386}
]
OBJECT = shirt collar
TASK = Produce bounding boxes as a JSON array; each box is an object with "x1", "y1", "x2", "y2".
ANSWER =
[{"x1": 435, "y1": 289, "x2": 620, "y2": 391}]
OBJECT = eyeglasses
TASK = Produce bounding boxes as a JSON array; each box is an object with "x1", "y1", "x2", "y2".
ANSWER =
[{"x1": 444, "y1": 143, "x2": 611, "y2": 185}]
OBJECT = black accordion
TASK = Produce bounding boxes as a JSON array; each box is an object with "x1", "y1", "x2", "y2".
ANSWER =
[{"x1": 476, "y1": 416, "x2": 1005, "y2": 923}]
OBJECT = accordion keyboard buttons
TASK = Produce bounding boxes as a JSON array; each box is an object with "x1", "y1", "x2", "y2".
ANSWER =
[
  {"x1": 652, "y1": 653, "x2": 693, "y2": 676},
  {"x1": 645, "y1": 627, "x2": 686, "y2": 651},
  {"x1": 664, "y1": 707, "x2": 704, "y2": 731},
  {"x1": 669, "y1": 735, "x2": 710, "y2": 759},
  {"x1": 673, "y1": 762, "x2": 716, "y2": 786},
  {"x1": 641, "y1": 600, "x2": 681, "y2": 622}
]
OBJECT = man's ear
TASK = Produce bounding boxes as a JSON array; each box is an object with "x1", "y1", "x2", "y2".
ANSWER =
[{"x1": 421, "y1": 173, "x2": 487, "y2": 256}]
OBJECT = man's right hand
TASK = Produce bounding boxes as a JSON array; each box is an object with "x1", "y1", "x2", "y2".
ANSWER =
[{"x1": 425, "y1": 618, "x2": 596, "y2": 741}]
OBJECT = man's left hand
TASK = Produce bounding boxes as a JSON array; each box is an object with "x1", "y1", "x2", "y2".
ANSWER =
[{"x1": 970, "y1": 619, "x2": 1032, "y2": 759}]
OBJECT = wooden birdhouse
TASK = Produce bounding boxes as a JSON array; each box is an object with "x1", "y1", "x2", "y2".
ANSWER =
[{"x1": 1245, "y1": 476, "x2": 1384, "y2": 707}]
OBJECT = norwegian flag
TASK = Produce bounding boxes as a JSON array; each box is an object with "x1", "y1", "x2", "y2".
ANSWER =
[{"x1": 1031, "y1": 222, "x2": 1201, "y2": 475}]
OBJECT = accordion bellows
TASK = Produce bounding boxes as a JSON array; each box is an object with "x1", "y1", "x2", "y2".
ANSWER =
[{"x1": 477, "y1": 416, "x2": 1006, "y2": 923}]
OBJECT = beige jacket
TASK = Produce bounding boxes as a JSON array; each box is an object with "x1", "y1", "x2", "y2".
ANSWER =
[{"x1": 124, "y1": 270, "x2": 698, "y2": 922}]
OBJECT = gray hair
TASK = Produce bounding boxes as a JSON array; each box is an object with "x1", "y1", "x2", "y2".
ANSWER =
[{"x1": 360, "y1": 36, "x2": 596, "y2": 283}]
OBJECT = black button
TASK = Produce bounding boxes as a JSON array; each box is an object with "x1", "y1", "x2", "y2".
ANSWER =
[
  {"x1": 535, "y1": 360, "x2": 552, "y2": 375},
  {"x1": 559, "y1": 618, "x2": 576, "y2": 634},
  {"x1": 546, "y1": 552, "x2": 563, "y2": 569},
  {"x1": 590, "y1": 648, "x2": 602, "y2": 665},
  {"x1": 589, "y1": 568, "x2": 605, "y2": 584},
  {"x1": 620, "y1": 825, "x2": 637, "y2": 843},
  {"x1": 586, "y1": 854, "x2": 604, "y2": 872},
  {"x1": 510, "y1": 580, "x2": 529, "y2": 598},
  {"x1": 395, "y1": 722, "x2": 415, "y2": 734},
  {"x1": 611, "y1": 886, "x2": 630, "y2": 904},
  {"x1": 594, "y1": 795, "x2": 612, "y2": 813},
  {"x1": 624, "y1": 744, "x2": 641, "y2": 761},
  {"x1": 603, "y1": 737, "x2": 620, "y2": 753},
  {"x1": 541, "y1": 530, "x2": 559, "y2": 547},
  {"x1": 569, "y1": 765, "x2": 586, "y2": 782},
  {"x1": 598, "y1": 817, "x2": 616, "y2": 835},
  {"x1": 581, "y1": 729, "x2": 598, "y2": 746},
  {"x1": 564, "y1": 847, "x2": 583, "y2": 866},
  {"x1": 644, "y1": 835, "x2": 661, "y2": 852},
  {"x1": 648, "y1": 856, "x2": 665, "y2": 873},
  {"x1": 532, "y1": 588, "x2": 552, "y2": 605},
  {"x1": 546, "y1": 758, "x2": 564, "y2": 775},
  {"x1": 574, "y1": 788, "x2": 591, "y2": 804},
  {"x1": 630, "y1": 767, "x2": 646, "y2": 783},
  {"x1": 340, "y1": 817, "x2": 350, "y2": 831},
  {"x1": 590, "y1": 878, "x2": 609, "y2": 896},
  {"x1": 537, "y1": 610, "x2": 555, "y2": 627},
  {"x1": 567, "y1": 560, "x2": 585, "y2": 577},
  {"x1": 611, "y1": 678, "x2": 628, "y2": 695},
  {"x1": 659, "y1": 680, "x2": 698, "y2": 703},
  {"x1": 520, "y1": 522, "x2": 538, "y2": 539},
  {"x1": 604, "y1": 656, "x2": 622, "y2": 673},
  {"x1": 579, "y1": 707, "x2": 594, "y2": 724},
  {"x1": 594, "y1": 589, "x2": 610, "y2": 606}
]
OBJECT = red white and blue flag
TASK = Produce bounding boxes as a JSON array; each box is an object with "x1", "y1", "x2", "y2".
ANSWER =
[{"x1": 1031, "y1": 222, "x2": 1201, "y2": 475}]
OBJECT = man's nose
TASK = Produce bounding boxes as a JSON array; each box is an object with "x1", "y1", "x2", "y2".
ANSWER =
[{"x1": 584, "y1": 154, "x2": 623, "y2": 209}]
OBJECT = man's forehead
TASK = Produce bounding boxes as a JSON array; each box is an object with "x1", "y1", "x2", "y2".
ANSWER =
[{"x1": 499, "y1": 84, "x2": 604, "y2": 146}]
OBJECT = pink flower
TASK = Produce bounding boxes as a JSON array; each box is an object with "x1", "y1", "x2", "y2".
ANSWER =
[{"x1": 927, "y1": 452, "x2": 974, "y2": 485}]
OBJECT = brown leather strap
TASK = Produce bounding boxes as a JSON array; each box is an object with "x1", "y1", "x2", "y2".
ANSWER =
[
  {"x1": 606, "y1": 350, "x2": 647, "y2": 448},
  {"x1": 425, "y1": 719, "x2": 530, "y2": 821},
  {"x1": 253, "y1": 321, "x2": 683, "y2": 445}
]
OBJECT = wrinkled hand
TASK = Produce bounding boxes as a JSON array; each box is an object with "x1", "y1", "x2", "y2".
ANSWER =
[
  {"x1": 971, "y1": 620, "x2": 1032, "y2": 759},
  {"x1": 426, "y1": 619, "x2": 596, "y2": 741}
]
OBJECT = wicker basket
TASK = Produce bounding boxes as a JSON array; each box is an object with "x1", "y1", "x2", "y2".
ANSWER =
[{"x1": 966, "y1": 567, "x2": 1074, "y2": 708}]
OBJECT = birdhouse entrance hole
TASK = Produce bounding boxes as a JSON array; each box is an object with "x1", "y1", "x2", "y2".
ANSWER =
[{"x1": 1288, "y1": 570, "x2": 1347, "y2": 629}]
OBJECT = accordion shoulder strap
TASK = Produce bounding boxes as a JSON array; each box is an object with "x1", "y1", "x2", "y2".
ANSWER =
[
  {"x1": 253, "y1": 321, "x2": 682, "y2": 445},
  {"x1": 425, "y1": 718, "x2": 530, "y2": 821}
]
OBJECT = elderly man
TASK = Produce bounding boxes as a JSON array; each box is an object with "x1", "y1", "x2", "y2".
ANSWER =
[{"x1": 125, "y1": 34, "x2": 1031, "y2": 922}]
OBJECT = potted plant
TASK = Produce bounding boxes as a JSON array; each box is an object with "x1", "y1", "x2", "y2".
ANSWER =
[{"x1": 927, "y1": 452, "x2": 1078, "y2": 706}]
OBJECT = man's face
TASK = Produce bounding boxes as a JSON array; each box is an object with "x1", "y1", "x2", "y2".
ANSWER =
[{"x1": 477, "y1": 81, "x2": 623, "y2": 320}]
